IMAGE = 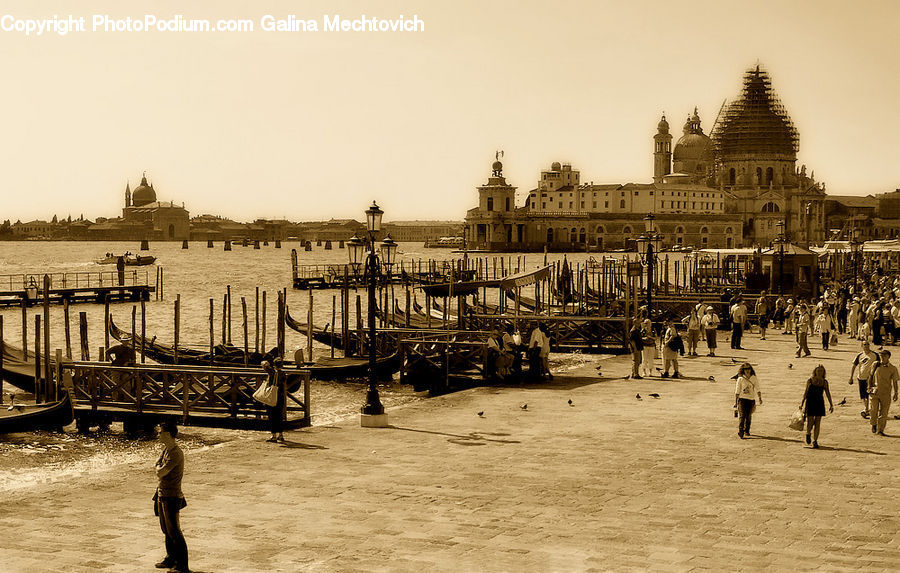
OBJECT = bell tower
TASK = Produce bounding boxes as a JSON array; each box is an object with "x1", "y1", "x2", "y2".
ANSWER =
[{"x1": 653, "y1": 114, "x2": 672, "y2": 182}]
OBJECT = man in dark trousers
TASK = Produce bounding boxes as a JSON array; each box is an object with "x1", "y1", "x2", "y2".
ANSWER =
[{"x1": 154, "y1": 420, "x2": 189, "y2": 573}]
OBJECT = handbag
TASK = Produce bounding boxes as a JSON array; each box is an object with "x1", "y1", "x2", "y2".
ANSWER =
[
  {"x1": 253, "y1": 380, "x2": 279, "y2": 406},
  {"x1": 788, "y1": 408, "x2": 805, "y2": 431},
  {"x1": 830, "y1": 332, "x2": 838, "y2": 345}
]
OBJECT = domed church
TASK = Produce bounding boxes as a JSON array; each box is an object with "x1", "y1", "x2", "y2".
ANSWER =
[{"x1": 120, "y1": 173, "x2": 190, "y2": 240}]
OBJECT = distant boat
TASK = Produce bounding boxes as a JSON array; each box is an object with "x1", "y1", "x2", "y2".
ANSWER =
[
  {"x1": 0, "y1": 392, "x2": 73, "y2": 434},
  {"x1": 95, "y1": 254, "x2": 156, "y2": 266},
  {"x1": 424, "y1": 237, "x2": 465, "y2": 248}
]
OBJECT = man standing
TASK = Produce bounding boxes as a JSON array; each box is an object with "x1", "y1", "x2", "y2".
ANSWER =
[
  {"x1": 755, "y1": 291, "x2": 769, "y2": 341},
  {"x1": 730, "y1": 297, "x2": 748, "y2": 350},
  {"x1": 869, "y1": 349, "x2": 899, "y2": 436},
  {"x1": 795, "y1": 304, "x2": 812, "y2": 358},
  {"x1": 154, "y1": 420, "x2": 189, "y2": 573},
  {"x1": 628, "y1": 322, "x2": 644, "y2": 379},
  {"x1": 849, "y1": 340, "x2": 879, "y2": 420}
]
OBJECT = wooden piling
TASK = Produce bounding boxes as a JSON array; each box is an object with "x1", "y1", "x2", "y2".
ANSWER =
[
  {"x1": 21, "y1": 299, "x2": 27, "y2": 355},
  {"x1": 262, "y1": 291, "x2": 267, "y2": 353},
  {"x1": 221, "y1": 294, "x2": 227, "y2": 346},
  {"x1": 0, "y1": 316, "x2": 4, "y2": 404},
  {"x1": 131, "y1": 306, "x2": 137, "y2": 361},
  {"x1": 307, "y1": 290, "x2": 313, "y2": 363},
  {"x1": 174, "y1": 294, "x2": 181, "y2": 365},
  {"x1": 255, "y1": 286, "x2": 260, "y2": 353},
  {"x1": 104, "y1": 295, "x2": 110, "y2": 353},
  {"x1": 356, "y1": 295, "x2": 363, "y2": 356},
  {"x1": 226, "y1": 285, "x2": 232, "y2": 344},
  {"x1": 34, "y1": 315, "x2": 41, "y2": 403},
  {"x1": 291, "y1": 249, "x2": 298, "y2": 282},
  {"x1": 331, "y1": 295, "x2": 336, "y2": 359},
  {"x1": 242, "y1": 297, "x2": 249, "y2": 366},
  {"x1": 209, "y1": 298, "x2": 214, "y2": 365},
  {"x1": 63, "y1": 298, "x2": 72, "y2": 359},
  {"x1": 79, "y1": 312, "x2": 89, "y2": 360}
]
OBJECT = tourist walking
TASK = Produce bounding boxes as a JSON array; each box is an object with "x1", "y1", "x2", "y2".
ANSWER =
[
  {"x1": 682, "y1": 307, "x2": 701, "y2": 356},
  {"x1": 662, "y1": 319, "x2": 683, "y2": 378},
  {"x1": 730, "y1": 297, "x2": 748, "y2": 350},
  {"x1": 486, "y1": 328, "x2": 502, "y2": 381},
  {"x1": 755, "y1": 291, "x2": 770, "y2": 340},
  {"x1": 869, "y1": 349, "x2": 899, "y2": 435},
  {"x1": 701, "y1": 306, "x2": 720, "y2": 357},
  {"x1": 795, "y1": 304, "x2": 811, "y2": 358},
  {"x1": 733, "y1": 363, "x2": 762, "y2": 438},
  {"x1": 264, "y1": 359, "x2": 286, "y2": 443},
  {"x1": 773, "y1": 295, "x2": 786, "y2": 330},
  {"x1": 847, "y1": 296, "x2": 860, "y2": 339},
  {"x1": 628, "y1": 322, "x2": 643, "y2": 379},
  {"x1": 527, "y1": 324, "x2": 543, "y2": 380},
  {"x1": 849, "y1": 339, "x2": 878, "y2": 420},
  {"x1": 783, "y1": 298, "x2": 795, "y2": 335},
  {"x1": 815, "y1": 306, "x2": 837, "y2": 350},
  {"x1": 538, "y1": 323, "x2": 552, "y2": 379},
  {"x1": 799, "y1": 364, "x2": 834, "y2": 448},
  {"x1": 640, "y1": 320, "x2": 657, "y2": 377},
  {"x1": 153, "y1": 420, "x2": 189, "y2": 573}
]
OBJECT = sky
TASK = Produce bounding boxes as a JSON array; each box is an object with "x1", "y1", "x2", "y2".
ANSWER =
[{"x1": 1, "y1": 0, "x2": 898, "y2": 223}]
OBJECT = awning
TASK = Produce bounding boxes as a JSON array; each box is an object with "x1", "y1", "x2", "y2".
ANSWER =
[{"x1": 500, "y1": 265, "x2": 552, "y2": 291}]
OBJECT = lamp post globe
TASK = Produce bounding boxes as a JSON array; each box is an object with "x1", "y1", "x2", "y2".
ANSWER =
[{"x1": 347, "y1": 233, "x2": 365, "y2": 277}]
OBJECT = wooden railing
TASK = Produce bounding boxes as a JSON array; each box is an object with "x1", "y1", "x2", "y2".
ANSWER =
[
  {"x1": 61, "y1": 361, "x2": 310, "y2": 427},
  {"x1": 0, "y1": 271, "x2": 151, "y2": 291}
]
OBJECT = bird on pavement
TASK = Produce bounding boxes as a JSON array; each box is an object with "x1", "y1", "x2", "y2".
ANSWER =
[
  {"x1": 838, "y1": 397, "x2": 847, "y2": 406},
  {"x1": 625, "y1": 375, "x2": 631, "y2": 380},
  {"x1": 708, "y1": 375, "x2": 716, "y2": 382},
  {"x1": 788, "y1": 363, "x2": 793, "y2": 369},
  {"x1": 477, "y1": 411, "x2": 484, "y2": 417},
  {"x1": 635, "y1": 393, "x2": 642, "y2": 400},
  {"x1": 520, "y1": 404, "x2": 528, "y2": 410},
  {"x1": 649, "y1": 393, "x2": 660, "y2": 398},
  {"x1": 568, "y1": 399, "x2": 573, "y2": 406},
  {"x1": 731, "y1": 357, "x2": 737, "y2": 364}
]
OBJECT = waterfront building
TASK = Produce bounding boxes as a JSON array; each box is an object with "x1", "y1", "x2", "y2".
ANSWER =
[
  {"x1": 87, "y1": 174, "x2": 190, "y2": 240},
  {"x1": 465, "y1": 65, "x2": 833, "y2": 252}
]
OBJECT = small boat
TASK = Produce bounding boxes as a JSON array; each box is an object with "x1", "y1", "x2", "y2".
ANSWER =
[
  {"x1": 0, "y1": 392, "x2": 73, "y2": 434},
  {"x1": 95, "y1": 254, "x2": 157, "y2": 266},
  {"x1": 284, "y1": 305, "x2": 346, "y2": 350}
]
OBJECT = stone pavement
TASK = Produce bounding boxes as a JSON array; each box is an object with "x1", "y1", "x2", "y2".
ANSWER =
[{"x1": 4, "y1": 330, "x2": 900, "y2": 572}]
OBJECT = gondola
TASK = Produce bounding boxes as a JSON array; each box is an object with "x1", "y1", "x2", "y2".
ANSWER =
[
  {"x1": 108, "y1": 316, "x2": 400, "y2": 381},
  {"x1": 1, "y1": 342, "x2": 46, "y2": 393},
  {"x1": 284, "y1": 305, "x2": 346, "y2": 350},
  {"x1": 0, "y1": 391, "x2": 73, "y2": 434}
]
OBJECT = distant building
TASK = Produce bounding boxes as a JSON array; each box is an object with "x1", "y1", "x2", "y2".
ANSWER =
[
  {"x1": 382, "y1": 220, "x2": 463, "y2": 243},
  {"x1": 11, "y1": 219, "x2": 55, "y2": 238}
]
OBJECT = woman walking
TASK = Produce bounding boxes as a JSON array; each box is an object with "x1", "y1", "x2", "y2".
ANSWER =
[
  {"x1": 640, "y1": 319, "x2": 657, "y2": 377},
  {"x1": 682, "y1": 307, "x2": 701, "y2": 356},
  {"x1": 733, "y1": 363, "x2": 762, "y2": 439},
  {"x1": 799, "y1": 364, "x2": 834, "y2": 448},
  {"x1": 662, "y1": 319, "x2": 682, "y2": 378},
  {"x1": 815, "y1": 306, "x2": 837, "y2": 350},
  {"x1": 264, "y1": 359, "x2": 286, "y2": 443}
]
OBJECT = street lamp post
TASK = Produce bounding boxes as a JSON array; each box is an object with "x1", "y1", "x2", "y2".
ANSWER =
[
  {"x1": 636, "y1": 213, "x2": 663, "y2": 320},
  {"x1": 775, "y1": 220, "x2": 785, "y2": 295},
  {"x1": 360, "y1": 201, "x2": 389, "y2": 426}
]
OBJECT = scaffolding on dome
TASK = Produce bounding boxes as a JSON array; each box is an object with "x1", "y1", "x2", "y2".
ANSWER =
[{"x1": 711, "y1": 66, "x2": 799, "y2": 157}]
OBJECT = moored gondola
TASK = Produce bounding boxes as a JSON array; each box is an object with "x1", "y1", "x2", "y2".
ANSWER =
[{"x1": 0, "y1": 391, "x2": 73, "y2": 434}]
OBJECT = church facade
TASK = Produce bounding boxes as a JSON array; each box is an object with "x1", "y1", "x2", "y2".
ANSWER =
[{"x1": 465, "y1": 66, "x2": 827, "y2": 251}]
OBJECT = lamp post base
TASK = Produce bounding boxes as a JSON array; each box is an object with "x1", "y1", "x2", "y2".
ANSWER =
[{"x1": 360, "y1": 413, "x2": 389, "y2": 428}]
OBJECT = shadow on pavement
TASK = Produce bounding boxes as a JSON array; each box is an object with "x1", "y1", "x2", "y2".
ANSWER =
[
  {"x1": 389, "y1": 425, "x2": 521, "y2": 446},
  {"x1": 278, "y1": 440, "x2": 328, "y2": 450},
  {"x1": 750, "y1": 434, "x2": 886, "y2": 455}
]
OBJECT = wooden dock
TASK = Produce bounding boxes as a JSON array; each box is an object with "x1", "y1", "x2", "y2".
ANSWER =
[
  {"x1": 59, "y1": 361, "x2": 310, "y2": 433},
  {"x1": 0, "y1": 271, "x2": 155, "y2": 307}
]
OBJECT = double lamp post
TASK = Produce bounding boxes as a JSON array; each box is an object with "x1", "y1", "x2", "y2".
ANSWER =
[
  {"x1": 636, "y1": 213, "x2": 662, "y2": 319},
  {"x1": 347, "y1": 201, "x2": 397, "y2": 427}
]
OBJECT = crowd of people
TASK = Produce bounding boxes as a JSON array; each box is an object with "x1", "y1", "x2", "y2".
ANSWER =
[{"x1": 485, "y1": 323, "x2": 552, "y2": 382}]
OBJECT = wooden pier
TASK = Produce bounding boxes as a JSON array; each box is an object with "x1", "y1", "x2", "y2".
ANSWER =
[
  {"x1": 0, "y1": 271, "x2": 155, "y2": 307},
  {"x1": 60, "y1": 360, "x2": 310, "y2": 432}
]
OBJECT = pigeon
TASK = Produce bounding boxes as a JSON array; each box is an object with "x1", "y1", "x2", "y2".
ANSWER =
[
  {"x1": 708, "y1": 375, "x2": 716, "y2": 382},
  {"x1": 838, "y1": 397, "x2": 847, "y2": 406},
  {"x1": 520, "y1": 404, "x2": 528, "y2": 410},
  {"x1": 731, "y1": 357, "x2": 737, "y2": 364},
  {"x1": 635, "y1": 393, "x2": 642, "y2": 400},
  {"x1": 477, "y1": 411, "x2": 484, "y2": 417},
  {"x1": 625, "y1": 375, "x2": 631, "y2": 380},
  {"x1": 788, "y1": 363, "x2": 793, "y2": 369},
  {"x1": 649, "y1": 393, "x2": 660, "y2": 398},
  {"x1": 567, "y1": 399, "x2": 573, "y2": 406}
]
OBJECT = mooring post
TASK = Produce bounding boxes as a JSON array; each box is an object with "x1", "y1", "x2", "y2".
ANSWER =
[
  {"x1": 226, "y1": 285, "x2": 232, "y2": 345},
  {"x1": 242, "y1": 297, "x2": 249, "y2": 367},
  {"x1": 221, "y1": 294, "x2": 227, "y2": 346},
  {"x1": 0, "y1": 315, "x2": 4, "y2": 404},
  {"x1": 307, "y1": 290, "x2": 313, "y2": 363},
  {"x1": 63, "y1": 298, "x2": 72, "y2": 359},
  {"x1": 174, "y1": 294, "x2": 180, "y2": 365},
  {"x1": 79, "y1": 312, "x2": 89, "y2": 360},
  {"x1": 131, "y1": 305, "x2": 137, "y2": 360},
  {"x1": 34, "y1": 315, "x2": 41, "y2": 404},
  {"x1": 21, "y1": 298, "x2": 27, "y2": 356},
  {"x1": 261, "y1": 291, "x2": 267, "y2": 353},
  {"x1": 208, "y1": 298, "x2": 214, "y2": 365},
  {"x1": 104, "y1": 295, "x2": 110, "y2": 354},
  {"x1": 255, "y1": 286, "x2": 260, "y2": 353},
  {"x1": 43, "y1": 276, "x2": 51, "y2": 400}
]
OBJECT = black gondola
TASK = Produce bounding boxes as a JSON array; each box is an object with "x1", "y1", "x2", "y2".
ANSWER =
[{"x1": 0, "y1": 392, "x2": 73, "y2": 434}]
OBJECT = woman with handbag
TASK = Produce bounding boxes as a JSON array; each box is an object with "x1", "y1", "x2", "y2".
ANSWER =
[
  {"x1": 799, "y1": 364, "x2": 834, "y2": 449},
  {"x1": 262, "y1": 359, "x2": 286, "y2": 443}
]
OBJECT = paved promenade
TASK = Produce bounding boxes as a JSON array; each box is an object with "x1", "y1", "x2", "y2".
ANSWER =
[{"x1": 4, "y1": 330, "x2": 900, "y2": 572}]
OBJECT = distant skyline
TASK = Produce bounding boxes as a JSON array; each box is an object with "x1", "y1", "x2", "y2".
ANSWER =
[{"x1": 1, "y1": 0, "x2": 899, "y2": 222}]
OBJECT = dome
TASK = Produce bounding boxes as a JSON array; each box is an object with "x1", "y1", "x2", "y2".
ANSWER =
[
  {"x1": 657, "y1": 114, "x2": 669, "y2": 134},
  {"x1": 550, "y1": 161, "x2": 561, "y2": 171},
  {"x1": 673, "y1": 132, "x2": 712, "y2": 162},
  {"x1": 132, "y1": 175, "x2": 157, "y2": 207},
  {"x1": 712, "y1": 66, "x2": 798, "y2": 159}
]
